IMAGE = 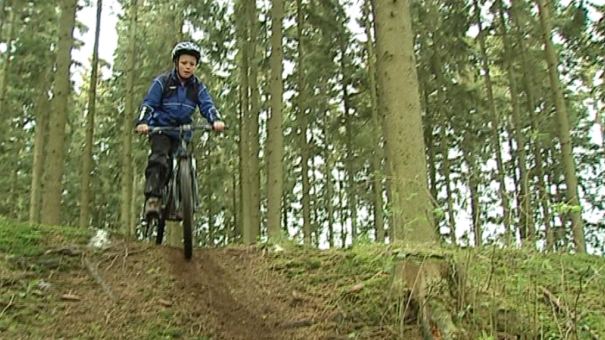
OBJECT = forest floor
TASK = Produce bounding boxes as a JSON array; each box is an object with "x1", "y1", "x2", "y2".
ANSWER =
[{"x1": 1, "y1": 216, "x2": 605, "y2": 340}]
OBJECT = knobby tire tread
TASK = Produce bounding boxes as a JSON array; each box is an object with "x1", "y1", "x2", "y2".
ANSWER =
[{"x1": 155, "y1": 218, "x2": 165, "y2": 245}]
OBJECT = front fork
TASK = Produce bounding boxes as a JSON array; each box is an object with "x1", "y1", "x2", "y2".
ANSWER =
[{"x1": 190, "y1": 154, "x2": 199, "y2": 210}]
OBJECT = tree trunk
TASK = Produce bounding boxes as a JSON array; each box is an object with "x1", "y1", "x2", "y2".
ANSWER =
[
  {"x1": 536, "y1": 0, "x2": 586, "y2": 253},
  {"x1": 0, "y1": 0, "x2": 8, "y2": 43},
  {"x1": 441, "y1": 128, "x2": 457, "y2": 245},
  {"x1": 510, "y1": 1, "x2": 555, "y2": 250},
  {"x1": 534, "y1": 140, "x2": 555, "y2": 250},
  {"x1": 495, "y1": 0, "x2": 534, "y2": 246},
  {"x1": 131, "y1": 170, "x2": 138, "y2": 236},
  {"x1": 430, "y1": 42, "x2": 455, "y2": 243},
  {"x1": 425, "y1": 108, "x2": 439, "y2": 227},
  {"x1": 207, "y1": 155, "x2": 214, "y2": 246},
  {"x1": 8, "y1": 141, "x2": 21, "y2": 218},
  {"x1": 363, "y1": 0, "x2": 385, "y2": 243},
  {"x1": 266, "y1": 0, "x2": 284, "y2": 239},
  {"x1": 0, "y1": 5, "x2": 16, "y2": 148},
  {"x1": 282, "y1": 191, "x2": 289, "y2": 234},
  {"x1": 384, "y1": 155, "x2": 393, "y2": 240},
  {"x1": 341, "y1": 44, "x2": 358, "y2": 242},
  {"x1": 29, "y1": 70, "x2": 51, "y2": 223},
  {"x1": 374, "y1": 7, "x2": 458, "y2": 338},
  {"x1": 338, "y1": 178, "x2": 347, "y2": 247},
  {"x1": 247, "y1": 0, "x2": 261, "y2": 241},
  {"x1": 40, "y1": 0, "x2": 78, "y2": 225},
  {"x1": 373, "y1": 0, "x2": 436, "y2": 243},
  {"x1": 311, "y1": 156, "x2": 321, "y2": 247},
  {"x1": 232, "y1": 171, "x2": 239, "y2": 243},
  {"x1": 300, "y1": 122, "x2": 312, "y2": 246},
  {"x1": 473, "y1": 0, "x2": 512, "y2": 245},
  {"x1": 462, "y1": 136, "x2": 482, "y2": 247},
  {"x1": 550, "y1": 160, "x2": 568, "y2": 250},
  {"x1": 79, "y1": 0, "x2": 103, "y2": 229},
  {"x1": 237, "y1": 0, "x2": 253, "y2": 244},
  {"x1": 119, "y1": 0, "x2": 137, "y2": 236},
  {"x1": 320, "y1": 78, "x2": 335, "y2": 247},
  {"x1": 296, "y1": 0, "x2": 312, "y2": 246},
  {"x1": 507, "y1": 135, "x2": 521, "y2": 240}
]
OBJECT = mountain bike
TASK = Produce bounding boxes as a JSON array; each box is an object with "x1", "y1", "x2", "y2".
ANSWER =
[{"x1": 140, "y1": 124, "x2": 216, "y2": 260}]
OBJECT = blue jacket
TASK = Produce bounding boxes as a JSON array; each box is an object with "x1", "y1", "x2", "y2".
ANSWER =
[{"x1": 137, "y1": 69, "x2": 220, "y2": 130}]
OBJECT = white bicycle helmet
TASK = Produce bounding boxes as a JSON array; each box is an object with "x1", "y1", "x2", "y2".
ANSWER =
[{"x1": 171, "y1": 41, "x2": 201, "y2": 63}]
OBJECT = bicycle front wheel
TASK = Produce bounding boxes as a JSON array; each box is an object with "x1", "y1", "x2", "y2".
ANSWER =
[
  {"x1": 155, "y1": 217, "x2": 165, "y2": 245},
  {"x1": 179, "y1": 159, "x2": 194, "y2": 260}
]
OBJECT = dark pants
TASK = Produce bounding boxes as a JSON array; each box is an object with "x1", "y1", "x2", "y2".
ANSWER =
[{"x1": 145, "y1": 134, "x2": 179, "y2": 198}]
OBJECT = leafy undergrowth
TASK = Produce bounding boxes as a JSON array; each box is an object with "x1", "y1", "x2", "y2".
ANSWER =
[
  {"x1": 266, "y1": 241, "x2": 605, "y2": 340},
  {"x1": 456, "y1": 246, "x2": 605, "y2": 339},
  {"x1": 1, "y1": 216, "x2": 604, "y2": 340}
]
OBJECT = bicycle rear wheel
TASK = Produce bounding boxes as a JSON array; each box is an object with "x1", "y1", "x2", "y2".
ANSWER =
[{"x1": 179, "y1": 159, "x2": 194, "y2": 260}]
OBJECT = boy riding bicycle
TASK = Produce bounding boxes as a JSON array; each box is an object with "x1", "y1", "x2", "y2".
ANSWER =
[{"x1": 135, "y1": 41, "x2": 225, "y2": 218}]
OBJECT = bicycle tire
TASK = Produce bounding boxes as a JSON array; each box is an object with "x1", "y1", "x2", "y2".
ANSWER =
[
  {"x1": 179, "y1": 158, "x2": 194, "y2": 260},
  {"x1": 155, "y1": 217, "x2": 165, "y2": 245}
]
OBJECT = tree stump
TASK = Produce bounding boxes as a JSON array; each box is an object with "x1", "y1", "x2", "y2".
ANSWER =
[{"x1": 390, "y1": 254, "x2": 459, "y2": 340}]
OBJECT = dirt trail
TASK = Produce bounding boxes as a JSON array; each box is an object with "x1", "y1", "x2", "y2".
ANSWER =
[
  {"x1": 37, "y1": 243, "x2": 335, "y2": 340},
  {"x1": 165, "y1": 247, "x2": 302, "y2": 340}
]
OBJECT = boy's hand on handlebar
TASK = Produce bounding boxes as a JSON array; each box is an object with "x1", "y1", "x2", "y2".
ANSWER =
[
  {"x1": 135, "y1": 124, "x2": 150, "y2": 134},
  {"x1": 213, "y1": 121, "x2": 225, "y2": 132}
]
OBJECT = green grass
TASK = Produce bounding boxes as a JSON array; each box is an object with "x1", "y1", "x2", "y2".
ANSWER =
[
  {"x1": 457, "y1": 246, "x2": 605, "y2": 339},
  {"x1": 268, "y1": 242, "x2": 399, "y2": 337},
  {"x1": 0, "y1": 216, "x2": 92, "y2": 338},
  {"x1": 0, "y1": 216, "x2": 91, "y2": 257},
  {"x1": 268, "y1": 241, "x2": 605, "y2": 339},
  {"x1": 2, "y1": 216, "x2": 604, "y2": 339}
]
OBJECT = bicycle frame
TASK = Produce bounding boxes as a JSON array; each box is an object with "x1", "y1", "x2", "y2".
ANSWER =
[{"x1": 155, "y1": 125, "x2": 207, "y2": 221}]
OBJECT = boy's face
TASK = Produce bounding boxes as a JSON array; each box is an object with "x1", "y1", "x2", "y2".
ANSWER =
[{"x1": 177, "y1": 54, "x2": 197, "y2": 79}]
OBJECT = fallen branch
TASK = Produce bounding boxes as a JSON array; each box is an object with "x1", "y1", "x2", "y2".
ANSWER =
[
  {"x1": 158, "y1": 299, "x2": 173, "y2": 307},
  {"x1": 539, "y1": 286, "x2": 599, "y2": 340},
  {"x1": 83, "y1": 257, "x2": 117, "y2": 303},
  {"x1": 44, "y1": 247, "x2": 82, "y2": 257},
  {"x1": 60, "y1": 294, "x2": 82, "y2": 301},
  {"x1": 539, "y1": 286, "x2": 568, "y2": 315},
  {"x1": 95, "y1": 245, "x2": 153, "y2": 271},
  {"x1": 347, "y1": 283, "x2": 364, "y2": 294},
  {"x1": 282, "y1": 318, "x2": 314, "y2": 328},
  {"x1": 0, "y1": 295, "x2": 15, "y2": 319}
]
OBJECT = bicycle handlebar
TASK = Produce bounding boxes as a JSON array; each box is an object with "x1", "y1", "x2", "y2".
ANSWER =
[
  {"x1": 139, "y1": 124, "x2": 229, "y2": 135},
  {"x1": 150, "y1": 125, "x2": 214, "y2": 133}
]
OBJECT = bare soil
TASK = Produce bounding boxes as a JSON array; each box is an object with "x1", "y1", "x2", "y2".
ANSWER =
[{"x1": 11, "y1": 241, "x2": 421, "y2": 340}]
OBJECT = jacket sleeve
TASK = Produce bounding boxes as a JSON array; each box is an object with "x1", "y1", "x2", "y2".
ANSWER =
[
  {"x1": 197, "y1": 82, "x2": 221, "y2": 124},
  {"x1": 136, "y1": 77, "x2": 164, "y2": 125}
]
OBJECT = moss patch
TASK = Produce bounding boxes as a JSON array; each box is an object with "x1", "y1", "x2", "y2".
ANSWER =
[{"x1": 0, "y1": 216, "x2": 91, "y2": 258}]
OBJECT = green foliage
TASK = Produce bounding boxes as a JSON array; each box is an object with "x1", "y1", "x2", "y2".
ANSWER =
[{"x1": 458, "y1": 246, "x2": 605, "y2": 338}]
